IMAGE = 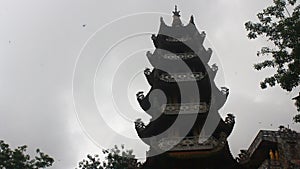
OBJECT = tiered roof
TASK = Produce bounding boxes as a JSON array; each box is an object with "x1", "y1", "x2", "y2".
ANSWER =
[{"x1": 135, "y1": 6, "x2": 238, "y2": 169}]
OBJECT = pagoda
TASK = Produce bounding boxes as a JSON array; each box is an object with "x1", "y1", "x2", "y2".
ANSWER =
[{"x1": 135, "y1": 6, "x2": 238, "y2": 169}]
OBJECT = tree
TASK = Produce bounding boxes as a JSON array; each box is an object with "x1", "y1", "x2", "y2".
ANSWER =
[
  {"x1": 77, "y1": 145, "x2": 142, "y2": 169},
  {"x1": 0, "y1": 140, "x2": 54, "y2": 169},
  {"x1": 245, "y1": 0, "x2": 300, "y2": 122}
]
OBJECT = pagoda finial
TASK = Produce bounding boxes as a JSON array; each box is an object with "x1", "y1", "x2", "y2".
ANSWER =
[
  {"x1": 173, "y1": 5, "x2": 181, "y2": 17},
  {"x1": 172, "y1": 5, "x2": 182, "y2": 27}
]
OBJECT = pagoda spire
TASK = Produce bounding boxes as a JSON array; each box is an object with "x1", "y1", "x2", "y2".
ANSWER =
[
  {"x1": 172, "y1": 5, "x2": 181, "y2": 17},
  {"x1": 172, "y1": 5, "x2": 182, "y2": 27}
]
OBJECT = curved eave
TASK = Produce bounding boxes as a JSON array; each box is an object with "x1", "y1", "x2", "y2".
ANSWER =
[
  {"x1": 151, "y1": 36, "x2": 211, "y2": 62},
  {"x1": 136, "y1": 90, "x2": 163, "y2": 116},
  {"x1": 144, "y1": 68, "x2": 154, "y2": 86},
  {"x1": 211, "y1": 85, "x2": 229, "y2": 110},
  {"x1": 215, "y1": 118, "x2": 235, "y2": 138},
  {"x1": 197, "y1": 47, "x2": 212, "y2": 63},
  {"x1": 135, "y1": 128, "x2": 151, "y2": 145},
  {"x1": 135, "y1": 116, "x2": 178, "y2": 142},
  {"x1": 146, "y1": 51, "x2": 159, "y2": 67},
  {"x1": 216, "y1": 92, "x2": 228, "y2": 109},
  {"x1": 158, "y1": 16, "x2": 202, "y2": 40},
  {"x1": 136, "y1": 93, "x2": 151, "y2": 111},
  {"x1": 205, "y1": 48, "x2": 213, "y2": 62},
  {"x1": 207, "y1": 65, "x2": 218, "y2": 80},
  {"x1": 152, "y1": 17, "x2": 208, "y2": 54}
]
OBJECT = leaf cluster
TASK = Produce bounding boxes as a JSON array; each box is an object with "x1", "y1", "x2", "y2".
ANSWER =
[
  {"x1": 245, "y1": 0, "x2": 300, "y2": 120},
  {"x1": 78, "y1": 145, "x2": 142, "y2": 169},
  {"x1": 0, "y1": 140, "x2": 54, "y2": 169}
]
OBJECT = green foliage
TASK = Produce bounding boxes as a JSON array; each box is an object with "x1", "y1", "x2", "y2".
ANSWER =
[
  {"x1": 0, "y1": 140, "x2": 54, "y2": 169},
  {"x1": 245, "y1": 0, "x2": 300, "y2": 121},
  {"x1": 294, "y1": 114, "x2": 300, "y2": 122},
  {"x1": 78, "y1": 145, "x2": 142, "y2": 169}
]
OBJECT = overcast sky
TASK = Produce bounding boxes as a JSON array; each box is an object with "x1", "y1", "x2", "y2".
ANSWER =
[{"x1": 1, "y1": 0, "x2": 300, "y2": 169}]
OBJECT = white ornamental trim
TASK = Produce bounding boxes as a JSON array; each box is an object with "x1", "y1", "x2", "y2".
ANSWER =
[
  {"x1": 166, "y1": 37, "x2": 192, "y2": 42},
  {"x1": 162, "y1": 102, "x2": 209, "y2": 114},
  {"x1": 160, "y1": 72, "x2": 206, "y2": 82},
  {"x1": 162, "y1": 53, "x2": 197, "y2": 60},
  {"x1": 158, "y1": 136, "x2": 218, "y2": 151}
]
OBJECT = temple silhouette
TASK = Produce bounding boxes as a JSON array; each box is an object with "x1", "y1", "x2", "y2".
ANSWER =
[
  {"x1": 133, "y1": 6, "x2": 300, "y2": 169},
  {"x1": 134, "y1": 6, "x2": 237, "y2": 169}
]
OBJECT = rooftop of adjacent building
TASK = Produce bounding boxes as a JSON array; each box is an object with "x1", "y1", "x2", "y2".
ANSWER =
[{"x1": 238, "y1": 127, "x2": 300, "y2": 168}]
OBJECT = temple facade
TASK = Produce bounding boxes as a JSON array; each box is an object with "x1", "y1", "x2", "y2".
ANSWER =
[
  {"x1": 134, "y1": 7, "x2": 239, "y2": 169},
  {"x1": 238, "y1": 127, "x2": 300, "y2": 169}
]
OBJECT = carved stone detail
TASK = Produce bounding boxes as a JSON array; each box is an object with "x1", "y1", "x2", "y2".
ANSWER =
[
  {"x1": 162, "y1": 102, "x2": 209, "y2": 114},
  {"x1": 157, "y1": 136, "x2": 222, "y2": 152},
  {"x1": 162, "y1": 52, "x2": 197, "y2": 60},
  {"x1": 160, "y1": 72, "x2": 206, "y2": 82}
]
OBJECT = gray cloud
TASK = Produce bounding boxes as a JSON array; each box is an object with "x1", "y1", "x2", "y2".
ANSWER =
[{"x1": 0, "y1": 0, "x2": 299, "y2": 168}]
